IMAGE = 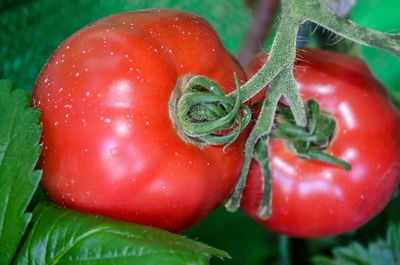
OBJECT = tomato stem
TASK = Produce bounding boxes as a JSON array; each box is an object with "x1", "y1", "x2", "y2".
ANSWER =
[
  {"x1": 304, "y1": 0, "x2": 400, "y2": 56},
  {"x1": 279, "y1": 236, "x2": 291, "y2": 265},
  {"x1": 226, "y1": 70, "x2": 284, "y2": 214}
]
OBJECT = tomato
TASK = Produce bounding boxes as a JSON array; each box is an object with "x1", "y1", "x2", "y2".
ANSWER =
[
  {"x1": 32, "y1": 9, "x2": 246, "y2": 232},
  {"x1": 241, "y1": 49, "x2": 400, "y2": 238}
]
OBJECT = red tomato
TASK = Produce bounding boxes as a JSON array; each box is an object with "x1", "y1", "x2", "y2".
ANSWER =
[
  {"x1": 242, "y1": 49, "x2": 400, "y2": 238},
  {"x1": 32, "y1": 9, "x2": 246, "y2": 232}
]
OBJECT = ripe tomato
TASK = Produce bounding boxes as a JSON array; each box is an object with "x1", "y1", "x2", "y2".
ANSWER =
[
  {"x1": 242, "y1": 49, "x2": 400, "y2": 238},
  {"x1": 32, "y1": 9, "x2": 246, "y2": 232}
]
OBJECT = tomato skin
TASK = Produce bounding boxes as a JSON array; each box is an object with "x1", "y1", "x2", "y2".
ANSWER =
[
  {"x1": 32, "y1": 9, "x2": 246, "y2": 232},
  {"x1": 242, "y1": 49, "x2": 400, "y2": 238}
]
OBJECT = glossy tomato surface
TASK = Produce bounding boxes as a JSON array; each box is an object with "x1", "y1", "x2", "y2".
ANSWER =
[
  {"x1": 242, "y1": 49, "x2": 400, "y2": 238},
  {"x1": 32, "y1": 9, "x2": 246, "y2": 232}
]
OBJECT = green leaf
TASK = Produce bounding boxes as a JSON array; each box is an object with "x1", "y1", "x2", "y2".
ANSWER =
[
  {"x1": 15, "y1": 202, "x2": 229, "y2": 265},
  {"x1": 351, "y1": 0, "x2": 400, "y2": 94},
  {"x1": 312, "y1": 223, "x2": 400, "y2": 265},
  {"x1": 0, "y1": 80, "x2": 42, "y2": 265},
  {"x1": 0, "y1": 0, "x2": 250, "y2": 91}
]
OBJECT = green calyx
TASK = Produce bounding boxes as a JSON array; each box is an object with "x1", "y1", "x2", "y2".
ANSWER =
[
  {"x1": 273, "y1": 99, "x2": 351, "y2": 171},
  {"x1": 175, "y1": 75, "x2": 252, "y2": 150}
]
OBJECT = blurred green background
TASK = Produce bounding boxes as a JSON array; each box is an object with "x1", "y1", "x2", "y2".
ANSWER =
[{"x1": 1, "y1": 0, "x2": 399, "y2": 264}]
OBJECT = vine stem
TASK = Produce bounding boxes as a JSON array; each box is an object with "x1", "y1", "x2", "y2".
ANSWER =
[
  {"x1": 230, "y1": 0, "x2": 400, "y2": 104},
  {"x1": 226, "y1": 69, "x2": 295, "y2": 213},
  {"x1": 298, "y1": 0, "x2": 400, "y2": 55}
]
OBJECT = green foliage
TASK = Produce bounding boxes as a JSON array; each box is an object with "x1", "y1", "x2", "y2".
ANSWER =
[
  {"x1": 0, "y1": 0, "x2": 250, "y2": 91},
  {"x1": 15, "y1": 202, "x2": 229, "y2": 265},
  {"x1": 312, "y1": 223, "x2": 400, "y2": 265},
  {"x1": 351, "y1": 0, "x2": 400, "y2": 94},
  {"x1": 185, "y1": 207, "x2": 278, "y2": 265},
  {"x1": 0, "y1": 80, "x2": 42, "y2": 265}
]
